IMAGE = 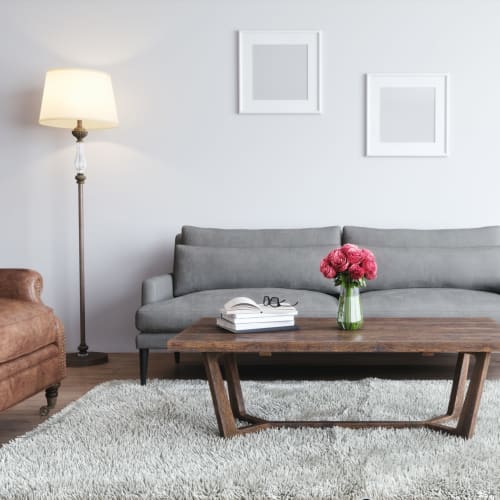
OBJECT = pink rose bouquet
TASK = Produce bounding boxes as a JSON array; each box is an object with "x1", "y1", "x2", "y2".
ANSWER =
[{"x1": 320, "y1": 244, "x2": 377, "y2": 288}]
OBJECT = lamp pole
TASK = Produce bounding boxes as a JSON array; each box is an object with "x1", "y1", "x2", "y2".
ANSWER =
[{"x1": 65, "y1": 120, "x2": 108, "y2": 367}]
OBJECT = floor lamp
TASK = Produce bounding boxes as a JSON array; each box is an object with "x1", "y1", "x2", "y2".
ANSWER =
[{"x1": 39, "y1": 68, "x2": 119, "y2": 367}]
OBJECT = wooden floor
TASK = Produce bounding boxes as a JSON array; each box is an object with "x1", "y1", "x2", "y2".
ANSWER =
[{"x1": 1, "y1": 351, "x2": 500, "y2": 446}]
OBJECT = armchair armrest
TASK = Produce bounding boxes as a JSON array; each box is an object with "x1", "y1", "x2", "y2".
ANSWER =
[
  {"x1": 141, "y1": 273, "x2": 174, "y2": 305},
  {"x1": 0, "y1": 269, "x2": 43, "y2": 303}
]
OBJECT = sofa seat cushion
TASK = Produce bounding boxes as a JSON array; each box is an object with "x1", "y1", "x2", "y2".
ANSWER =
[
  {"x1": 0, "y1": 299, "x2": 58, "y2": 363},
  {"x1": 362, "y1": 288, "x2": 500, "y2": 322},
  {"x1": 136, "y1": 288, "x2": 339, "y2": 333}
]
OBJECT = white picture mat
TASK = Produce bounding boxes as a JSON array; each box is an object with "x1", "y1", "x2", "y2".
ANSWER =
[
  {"x1": 366, "y1": 74, "x2": 450, "y2": 157},
  {"x1": 238, "y1": 31, "x2": 321, "y2": 114}
]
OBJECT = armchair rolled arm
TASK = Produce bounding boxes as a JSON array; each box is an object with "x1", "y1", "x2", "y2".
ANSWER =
[
  {"x1": 142, "y1": 273, "x2": 174, "y2": 305},
  {"x1": 0, "y1": 269, "x2": 43, "y2": 303}
]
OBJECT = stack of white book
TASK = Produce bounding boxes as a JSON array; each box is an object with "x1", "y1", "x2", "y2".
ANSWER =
[{"x1": 216, "y1": 297, "x2": 298, "y2": 333}]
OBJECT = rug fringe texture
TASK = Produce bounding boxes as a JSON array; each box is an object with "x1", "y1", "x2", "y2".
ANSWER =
[{"x1": 0, "y1": 378, "x2": 499, "y2": 500}]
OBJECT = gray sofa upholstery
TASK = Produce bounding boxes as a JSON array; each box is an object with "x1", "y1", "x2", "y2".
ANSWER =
[{"x1": 135, "y1": 225, "x2": 500, "y2": 384}]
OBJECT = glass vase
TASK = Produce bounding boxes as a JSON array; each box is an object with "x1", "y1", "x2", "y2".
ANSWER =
[{"x1": 337, "y1": 285, "x2": 363, "y2": 330}]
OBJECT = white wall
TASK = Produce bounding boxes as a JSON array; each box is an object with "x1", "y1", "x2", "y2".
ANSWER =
[{"x1": 1, "y1": 0, "x2": 499, "y2": 352}]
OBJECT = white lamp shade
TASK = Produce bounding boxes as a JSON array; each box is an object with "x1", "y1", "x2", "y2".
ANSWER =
[{"x1": 39, "y1": 68, "x2": 119, "y2": 129}]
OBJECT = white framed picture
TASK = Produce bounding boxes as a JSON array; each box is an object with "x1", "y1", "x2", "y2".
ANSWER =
[
  {"x1": 366, "y1": 73, "x2": 450, "y2": 157},
  {"x1": 238, "y1": 30, "x2": 321, "y2": 114}
]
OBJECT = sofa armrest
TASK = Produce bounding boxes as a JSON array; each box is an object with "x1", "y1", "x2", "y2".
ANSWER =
[
  {"x1": 0, "y1": 269, "x2": 43, "y2": 304},
  {"x1": 142, "y1": 274, "x2": 174, "y2": 305}
]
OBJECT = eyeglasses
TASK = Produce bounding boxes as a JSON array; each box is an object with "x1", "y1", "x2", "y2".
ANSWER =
[{"x1": 262, "y1": 296, "x2": 298, "y2": 307}]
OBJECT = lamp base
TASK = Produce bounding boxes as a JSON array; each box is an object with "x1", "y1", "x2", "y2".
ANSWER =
[{"x1": 66, "y1": 352, "x2": 109, "y2": 367}]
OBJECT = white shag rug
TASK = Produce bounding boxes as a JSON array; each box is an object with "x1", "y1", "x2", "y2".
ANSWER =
[{"x1": 1, "y1": 378, "x2": 499, "y2": 500}]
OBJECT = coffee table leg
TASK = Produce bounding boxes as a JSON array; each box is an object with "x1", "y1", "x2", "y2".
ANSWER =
[
  {"x1": 446, "y1": 352, "x2": 470, "y2": 417},
  {"x1": 455, "y1": 352, "x2": 491, "y2": 439},
  {"x1": 203, "y1": 353, "x2": 238, "y2": 437},
  {"x1": 224, "y1": 354, "x2": 246, "y2": 418}
]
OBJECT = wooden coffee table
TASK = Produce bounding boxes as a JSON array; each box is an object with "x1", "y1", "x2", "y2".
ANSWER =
[{"x1": 167, "y1": 317, "x2": 500, "y2": 439}]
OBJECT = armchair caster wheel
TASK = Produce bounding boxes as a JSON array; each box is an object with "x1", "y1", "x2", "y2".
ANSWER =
[
  {"x1": 39, "y1": 405, "x2": 50, "y2": 417},
  {"x1": 40, "y1": 383, "x2": 60, "y2": 417}
]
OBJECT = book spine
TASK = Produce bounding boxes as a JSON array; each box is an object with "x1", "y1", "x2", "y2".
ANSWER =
[
  {"x1": 217, "y1": 318, "x2": 294, "y2": 331},
  {"x1": 221, "y1": 313, "x2": 295, "y2": 324}
]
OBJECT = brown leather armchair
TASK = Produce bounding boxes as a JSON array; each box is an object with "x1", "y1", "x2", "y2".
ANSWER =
[{"x1": 0, "y1": 269, "x2": 66, "y2": 415}]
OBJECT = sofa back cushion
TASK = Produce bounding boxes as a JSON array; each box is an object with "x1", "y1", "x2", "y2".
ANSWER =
[
  {"x1": 180, "y1": 225, "x2": 341, "y2": 247},
  {"x1": 173, "y1": 245, "x2": 336, "y2": 296},
  {"x1": 343, "y1": 226, "x2": 500, "y2": 247},
  {"x1": 365, "y1": 246, "x2": 500, "y2": 292}
]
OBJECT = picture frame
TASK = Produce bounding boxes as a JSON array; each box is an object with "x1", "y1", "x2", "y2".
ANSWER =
[
  {"x1": 366, "y1": 73, "x2": 450, "y2": 157},
  {"x1": 238, "y1": 30, "x2": 321, "y2": 114}
]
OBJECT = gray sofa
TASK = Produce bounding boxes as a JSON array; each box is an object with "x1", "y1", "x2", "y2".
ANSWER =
[{"x1": 135, "y1": 225, "x2": 500, "y2": 384}]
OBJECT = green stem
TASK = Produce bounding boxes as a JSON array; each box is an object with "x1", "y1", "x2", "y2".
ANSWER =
[
  {"x1": 337, "y1": 282, "x2": 363, "y2": 331},
  {"x1": 349, "y1": 290, "x2": 352, "y2": 324}
]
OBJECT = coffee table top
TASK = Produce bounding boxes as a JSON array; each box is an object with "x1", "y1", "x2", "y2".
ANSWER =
[{"x1": 167, "y1": 317, "x2": 500, "y2": 354}]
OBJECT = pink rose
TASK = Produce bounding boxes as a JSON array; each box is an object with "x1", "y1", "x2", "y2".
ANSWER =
[
  {"x1": 361, "y1": 248, "x2": 375, "y2": 263},
  {"x1": 320, "y1": 258, "x2": 336, "y2": 279},
  {"x1": 362, "y1": 258, "x2": 377, "y2": 280},
  {"x1": 321, "y1": 245, "x2": 377, "y2": 284},
  {"x1": 349, "y1": 263, "x2": 365, "y2": 280},
  {"x1": 342, "y1": 244, "x2": 363, "y2": 265},
  {"x1": 329, "y1": 248, "x2": 349, "y2": 273}
]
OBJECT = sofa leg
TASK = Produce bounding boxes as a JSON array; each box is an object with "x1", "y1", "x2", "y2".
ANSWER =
[
  {"x1": 39, "y1": 383, "x2": 60, "y2": 416},
  {"x1": 140, "y1": 349, "x2": 149, "y2": 386},
  {"x1": 174, "y1": 352, "x2": 180, "y2": 364}
]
